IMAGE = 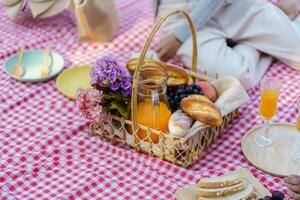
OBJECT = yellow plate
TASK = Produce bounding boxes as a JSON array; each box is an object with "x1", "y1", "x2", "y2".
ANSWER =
[{"x1": 56, "y1": 65, "x2": 92, "y2": 99}]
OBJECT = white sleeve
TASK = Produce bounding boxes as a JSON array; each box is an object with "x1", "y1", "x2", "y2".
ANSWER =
[{"x1": 174, "y1": 0, "x2": 226, "y2": 42}]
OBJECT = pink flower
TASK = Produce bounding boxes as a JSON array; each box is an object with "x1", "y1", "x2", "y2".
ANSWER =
[{"x1": 76, "y1": 88, "x2": 108, "y2": 124}]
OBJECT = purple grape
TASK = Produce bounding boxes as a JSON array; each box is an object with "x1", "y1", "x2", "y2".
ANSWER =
[
  {"x1": 186, "y1": 86, "x2": 193, "y2": 93},
  {"x1": 272, "y1": 190, "x2": 284, "y2": 200},
  {"x1": 167, "y1": 84, "x2": 204, "y2": 112},
  {"x1": 264, "y1": 196, "x2": 272, "y2": 200},
  {"x1": 193, "y1": 88, "x2": 199, "y2": 94},
  {"x1": 174, "y1": 95, "x2": 179, "y2": 101}
]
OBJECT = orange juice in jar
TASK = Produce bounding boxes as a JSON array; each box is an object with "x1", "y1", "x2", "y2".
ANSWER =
[
  {"x1": 130, "y1": 63, "x2": 171, "y2": 143},
  {"x1": 135, "y1": 99, "x2": 171, "y2": 143},
  {"x1": 260, "y1": 89, "x2": 279, "y2": 120}
]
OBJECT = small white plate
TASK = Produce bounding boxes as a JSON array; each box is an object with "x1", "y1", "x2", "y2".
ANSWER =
[{"x1": 4, "y1": 50, "x2": 64, "y2": 82}]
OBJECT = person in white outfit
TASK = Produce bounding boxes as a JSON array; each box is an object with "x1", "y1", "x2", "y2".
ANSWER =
[{"x1": 155, "y1": 0, "x2": 300, "y2": 90}]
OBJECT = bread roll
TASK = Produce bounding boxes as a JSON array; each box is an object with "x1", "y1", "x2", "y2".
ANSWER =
[
  {"x1": 164, "y1": 64, "x2": 189, "y2": 86},
  {"x1": 181, "y1": 95, "x2": 222, "y2": 126},
  {"x1": 126, "y1": 59, "x2": 162, "y2": 73},
  {"x1": 168, "y1": 110, "x2": 193, "y2": 137},
  {"x1": 185, "y1": 94, "x2": 211, "y2": 104},
  {"x1": 126, "y1": 60, "x2": 189, "y2": 86},
  {"x1": 187, "y1": 75, "x2": 195, "y2": 85}
]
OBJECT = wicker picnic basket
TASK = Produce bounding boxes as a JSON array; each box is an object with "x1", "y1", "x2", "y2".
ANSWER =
[{"x1": 90, "y1": 9, "x2": 240, "y2": 168}]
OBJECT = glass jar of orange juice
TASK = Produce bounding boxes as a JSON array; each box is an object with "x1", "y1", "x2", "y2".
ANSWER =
[{"x1": 133, "y1": 63, "x2": 171, "y2": 143}]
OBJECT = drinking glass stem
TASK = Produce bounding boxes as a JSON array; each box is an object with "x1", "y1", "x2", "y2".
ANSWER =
[{"x1": 263, "y1": 119, "x2": 270, "y2": 139}]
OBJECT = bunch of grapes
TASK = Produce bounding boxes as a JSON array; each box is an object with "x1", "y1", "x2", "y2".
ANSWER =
[
  {"x1": 259, "y1": 191, "x2": 284, "y2": 200},
  {"x1": 167, "y1": 85, "x2": 203, "y2": 112}
]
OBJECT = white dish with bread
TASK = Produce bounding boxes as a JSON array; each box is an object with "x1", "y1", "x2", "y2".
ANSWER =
[{"x1": 175, "y1": 168, "x2": 271, "y2": 200}]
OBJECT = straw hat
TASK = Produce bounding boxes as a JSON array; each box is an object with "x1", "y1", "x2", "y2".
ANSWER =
[{"x1": 0, "y1": 0, "x2": 71, "y2": 19}]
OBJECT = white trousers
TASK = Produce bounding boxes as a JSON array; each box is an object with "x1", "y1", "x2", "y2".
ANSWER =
[{"x1": 158, "y1": 0, "x2": 300, "y2": 89}]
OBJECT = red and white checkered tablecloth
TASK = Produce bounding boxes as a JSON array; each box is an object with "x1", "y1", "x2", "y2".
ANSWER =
[{"x1": 0, "y1": 0, "x2": 299, "y2": 199}]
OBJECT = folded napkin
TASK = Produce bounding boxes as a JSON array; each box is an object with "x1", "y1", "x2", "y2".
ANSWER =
[
  {"x1": 181, "y1": 76, "x2": 249, "y2": 140},
  {"x1": 0, "y1": 0, "x2": 70, "y2": 19}
]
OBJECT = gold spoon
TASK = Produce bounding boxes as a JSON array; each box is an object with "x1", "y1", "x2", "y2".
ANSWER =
[
  {"x1": 41, "y1": 45, "x2": 51, "y2": 77},
  {"x1": 12, "y1": 44, "x2": 25, "y2": 77}
]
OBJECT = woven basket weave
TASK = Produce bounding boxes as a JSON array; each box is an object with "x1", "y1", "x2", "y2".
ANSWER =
[{"x1": 90, "y1": 9, "x2": 240, "y2": 167}]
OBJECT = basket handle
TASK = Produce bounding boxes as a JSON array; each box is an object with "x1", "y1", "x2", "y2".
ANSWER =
[{"x1": 131, "y1": 9, "x2": 198, "y2": 134}]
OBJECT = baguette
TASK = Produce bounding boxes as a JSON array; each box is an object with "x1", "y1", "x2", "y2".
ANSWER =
[
  {"x1": 195, "y1": 181, "x2": 246, "y2": 198},
  {"x1": 197, "y1": 174, "x2": 242, "y2": 188},
  {"x1": 198, "y1": 184, "x2": 255, "y2": 200}
]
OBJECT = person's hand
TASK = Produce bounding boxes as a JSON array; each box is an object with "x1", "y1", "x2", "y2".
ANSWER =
[
  {"x1": 155, "y1": 34, "x2": 182, "y2": 62},
  {"x1": 277, "y1": 0, "x2": 300, "y2": 20},
  {"x1": 284, "y1": 175, "x2": 300, "y2": 199}
]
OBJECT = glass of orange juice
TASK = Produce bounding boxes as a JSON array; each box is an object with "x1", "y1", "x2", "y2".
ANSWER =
[
  {"x1": 255, "y1": 77, "x2": 282, "y2": 147},
  {"x1": 293, "y1": 97, "x2": 300, "y2": 164},
  {"x1": 134, "y1": 64, "x2": 171, "y2": 143}
]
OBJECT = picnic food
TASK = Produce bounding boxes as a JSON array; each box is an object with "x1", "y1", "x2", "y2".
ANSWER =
[
  {"x1": 197, "y1": 81, "x2": 218, "y2": 102},
  {"x1": 271, "y1": 190, "x2": 285, "y2": 200},
  {"x1": 167, "y1": 85, "x2": 203, "y2": 112},
  {"x1": 258, "y1": 190, "x2": 285, "y2": 200},
  {"x1": 164, "y1": 64, "x2": 189, "y2": 86},
  {"x1": 168, "y1": 110, "x2": 193, "y2": 137},
  {"x1": 197, "y1": 185, "x2": 255, "y2": 200},
  {"x1": 197, "y1": 174, "x2": 242, "y2": 188},
  {"x1": 134, "y1": 99, "x2": 171, "y2": 143},
  {"x1": 196, "y1": 173, "x2": 257, "y2": 200},
  {"x1": 83, "y1": 9, "x2": 246, "y2": 168},
  {"x1": 187, "y1": 75, "x2": 195, "y2": 85},
  {"x1": 126, "y1": 60, "x2": 190, "y2": 86},
  {"x1": 181, "y1": 95, "x2": 223, "y2": 126},
  {"x1": 196, "y1": 181, "x2": 246, "y2": 197},
  {"x1": 260, "y1": 88, "x2": 279, "y2": 120}
]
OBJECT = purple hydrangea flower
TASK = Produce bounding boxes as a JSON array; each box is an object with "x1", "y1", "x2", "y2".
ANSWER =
[
  {"x1": 109, "y1": 80, "x2": 121, "y2": 91},
  {"x1": 90, "y1": 55, "x2": 132, "y2": 96}
]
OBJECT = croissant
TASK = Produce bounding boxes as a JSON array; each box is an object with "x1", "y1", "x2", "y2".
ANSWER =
[{"x1": 181, "y1": 95, "x2": 223, "y2": 126}]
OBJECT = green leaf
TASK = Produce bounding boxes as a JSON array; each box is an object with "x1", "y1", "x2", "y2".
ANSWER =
[{"x1": 110, "y1": 99, "x2": 130, "y2": 119}]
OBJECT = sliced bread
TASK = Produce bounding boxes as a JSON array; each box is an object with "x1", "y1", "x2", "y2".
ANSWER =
[
  {"x1": 197, "y1": 174, "x2": 242, "y2": 188},
  {"x1": 195, "y1": 181, "x2": 246, "y2": 198},
  {"x1": 198, "y1": 184, "x2": 255, "y2": 200}
]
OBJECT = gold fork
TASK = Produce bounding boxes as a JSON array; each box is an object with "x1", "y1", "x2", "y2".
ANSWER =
[
  {"x1": 12, "y1": 44, "x2": 25, "y2": 77},
  {"x1": 41, "y1": 45, "x2": 51, "y2": 77}
]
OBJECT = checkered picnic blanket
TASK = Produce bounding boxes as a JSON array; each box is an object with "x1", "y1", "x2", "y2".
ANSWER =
[{"x1": 0, "y1": 0, "x2": 299, "y2": 199}]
